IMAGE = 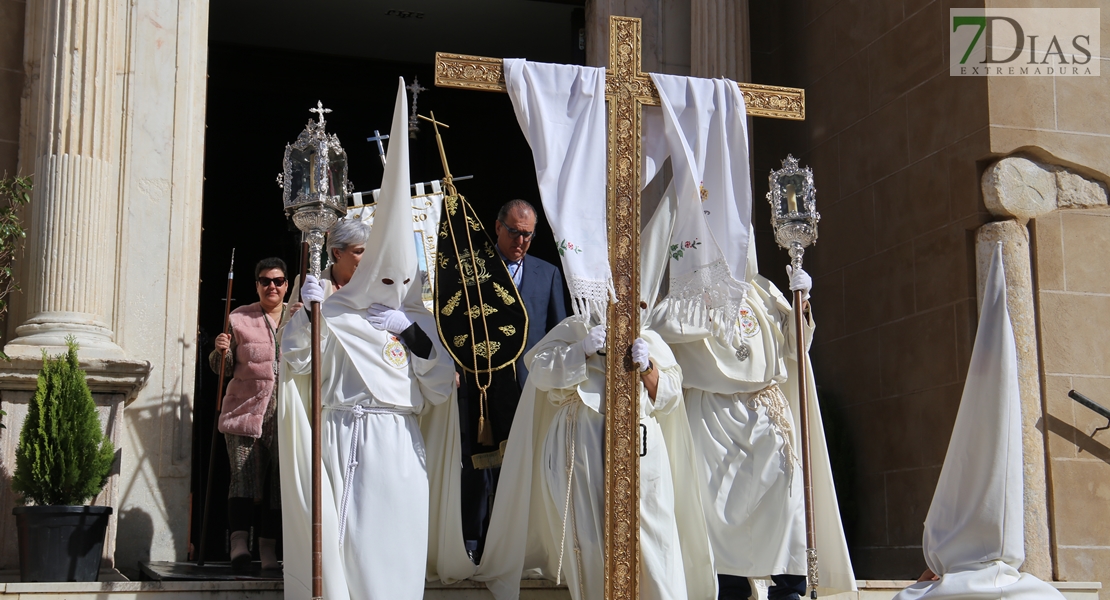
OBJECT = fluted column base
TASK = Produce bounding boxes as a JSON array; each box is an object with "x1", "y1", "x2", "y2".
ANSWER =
[{"x1": 5, "y1": 311, "x2": 125, "y2": 360}]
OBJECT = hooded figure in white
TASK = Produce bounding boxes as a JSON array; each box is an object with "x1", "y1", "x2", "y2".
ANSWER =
[
  {"x1": 472, "y1": 177, "x2": 716, "y2": 600},
  {"x1": 652, "y1": 235, "x2": 855, "y2": 599},
  {"x1": 278, "y1": 79, "x2": 468, "y2": 600},
  {"x1": 645, "y1": 73, "x2": 855, "y2": 600},
  {"x1": 893, "y1": 245, "x2": 1065, "y2": 600}
]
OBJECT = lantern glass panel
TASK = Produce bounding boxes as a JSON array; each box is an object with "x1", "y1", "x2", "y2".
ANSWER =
[
  {"x1": 327, "y1": 147, "x2": 347, "y2": 197},
  {"x1": 777, "y1": 173, "x2": 807, "y2": 216},
  {"x1": 288, "y1": 146, "x2": 315, "y2": 201}
]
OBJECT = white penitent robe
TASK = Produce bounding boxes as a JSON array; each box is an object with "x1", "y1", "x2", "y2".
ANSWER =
[
  {"x1": 654, "y1": 274, "x2": 856, "y2": 595},
  {"x1": 474, "y1": 318, "x2": 715, "y2": 600},
  {"x1": 277, "y1": 294, "x2": 467, "y2": 600}
]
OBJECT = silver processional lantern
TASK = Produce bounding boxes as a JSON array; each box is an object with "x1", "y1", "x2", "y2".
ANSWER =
[
  {"x1": 767, "y1": 153, "x2": 822, "y2": 599},
  {"x1": 767, "y1": 154, "x2": 820, "y2": 269},
  {"x1": 279, "y1": 101, "x2": 349, "y2": 277}
]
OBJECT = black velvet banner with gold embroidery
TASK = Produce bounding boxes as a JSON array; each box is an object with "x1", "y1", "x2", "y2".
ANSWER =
[{"x1": 434, "y1": 193, "x2": 528, "y2": 376}]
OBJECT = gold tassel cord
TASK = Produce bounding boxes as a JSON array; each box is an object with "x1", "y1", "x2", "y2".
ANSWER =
[{"x1": 464, "y1": 200, "x2": 496, "y2": 447}]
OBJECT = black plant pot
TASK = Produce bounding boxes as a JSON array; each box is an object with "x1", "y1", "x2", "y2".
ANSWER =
[{"x1": 12, "y1": 505, "x2": 112, "y2": 582}]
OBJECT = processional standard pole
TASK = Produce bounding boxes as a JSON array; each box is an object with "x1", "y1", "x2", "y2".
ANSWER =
[
  {"x1": 280, "y1": 101, "x2": 349, "y2": 599},
  {"x1": 197, "y1": 248, "x2": 235, "y2": 566},
  {"x1": 767, "y1": 155, "x2": 821, "y2": 599}
]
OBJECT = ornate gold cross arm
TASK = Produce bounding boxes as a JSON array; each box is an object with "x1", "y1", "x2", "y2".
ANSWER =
[{"x1": 434, "y1": 52, "x2": 806, "y2": 121}]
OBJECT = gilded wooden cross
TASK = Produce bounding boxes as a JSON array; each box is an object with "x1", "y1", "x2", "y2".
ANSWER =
[{"x1": 434, "y1": 16, "x2": 804, "y2": 600}]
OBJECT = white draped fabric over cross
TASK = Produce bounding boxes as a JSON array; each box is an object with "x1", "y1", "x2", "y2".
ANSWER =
[
  {"x1": 504, "y1": 59, "x2": 615, "y2": 321},
  {"x1": 277, "y1": 78, "x2": 472, "y2": 600},
  {"x1": 893, "y1": 244, "x2": 1064, "y2": 600},
  {"x1": 643, "y1": 73, "x2": 752, "y2": 343}
]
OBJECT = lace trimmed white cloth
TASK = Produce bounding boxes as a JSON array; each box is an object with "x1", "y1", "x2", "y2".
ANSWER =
[
  {"x1": 505, "y1": 59, "x2": 616, "y2": 323},
  {"x1": 648, "y1": 73, "x2": 754, "y2": 344}
]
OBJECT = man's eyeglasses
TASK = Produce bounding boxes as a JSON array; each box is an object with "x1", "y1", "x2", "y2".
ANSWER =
[
  {"x1": 257, "y1": 276, "x2": 287, "y2": 288},
  {"x1": 499, "y1": 220, "x2": 535, "y2": 241}
]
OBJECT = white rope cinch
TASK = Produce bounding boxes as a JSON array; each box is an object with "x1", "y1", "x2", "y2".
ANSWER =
[{"x1": 325, "y1": 403, "x2": 410, "y2": 548}]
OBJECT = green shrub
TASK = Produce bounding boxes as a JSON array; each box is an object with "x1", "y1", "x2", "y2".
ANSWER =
[{"x1": 11, "y1": 338, "x2": 114, "y2": 506}]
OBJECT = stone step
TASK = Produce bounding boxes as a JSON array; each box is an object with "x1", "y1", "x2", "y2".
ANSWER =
[{"x1": 0, "y1": 578, "x2": 1098, "y2": 599}]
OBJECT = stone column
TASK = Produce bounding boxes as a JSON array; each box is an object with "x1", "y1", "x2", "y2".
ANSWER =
[
  {"x1": 5, "y1": 0, "x2": 124, "y2": 360},
  {"x1": 976, "y1": 156, "x2": 1063, "y2": 578},
  {"x1": 690, "y1": 0, "x2": 749, "y2": 82},
  {"x1": 974, "y1": 220, "x2": 1052, "y2": 579}
]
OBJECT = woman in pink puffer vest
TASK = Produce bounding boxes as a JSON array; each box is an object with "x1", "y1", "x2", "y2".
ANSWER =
[{"x1": 210, "y1": 257, "x2": 298, "y2": 572}]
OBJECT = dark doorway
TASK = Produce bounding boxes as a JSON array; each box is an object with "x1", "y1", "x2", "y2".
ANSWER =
[{"x1": 193, "y1": 1, "x2": 584, "y2": 562}]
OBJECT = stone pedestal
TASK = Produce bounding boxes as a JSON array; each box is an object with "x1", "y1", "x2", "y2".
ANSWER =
[{"x1": 4, "y1": 0, "x2": 124, "y2": 360}]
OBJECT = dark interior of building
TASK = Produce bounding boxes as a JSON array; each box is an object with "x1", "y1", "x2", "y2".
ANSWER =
[{"x1": 193, "y1": 0, "x2": 587, "y2": 562}]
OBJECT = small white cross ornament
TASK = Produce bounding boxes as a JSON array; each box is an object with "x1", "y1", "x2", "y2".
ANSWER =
[{"x1": 309, "y1": 100, "x2": 332, "y2": 124}]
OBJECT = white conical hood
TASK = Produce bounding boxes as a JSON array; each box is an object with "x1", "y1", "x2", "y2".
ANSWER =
[
  {"x1": 327, "y1": 78, "x2": 415, "y2": 312},
  {"x1": 923, "y1": 242, "x2": 1023, "y2": 573},
  {"x1": 892, "y1": 243, "x2": 1065, "y2": 600}
]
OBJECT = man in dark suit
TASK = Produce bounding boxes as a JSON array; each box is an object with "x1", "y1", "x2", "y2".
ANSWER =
[{"x1": 458, "y1": 199, "x2": 568, "y2": 561}]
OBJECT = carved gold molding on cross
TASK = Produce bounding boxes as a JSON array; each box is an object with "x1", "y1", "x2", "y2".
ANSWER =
[
  {"x1": 434, "y1": 53, "x2": 806, "y2": 121},
  {"x1": 602, "y1": 15, "x2": 644, "y2": 600}
]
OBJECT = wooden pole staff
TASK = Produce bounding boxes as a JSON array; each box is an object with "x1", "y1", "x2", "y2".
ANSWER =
[
  {"x1": 793, "y1": 291, "x2": 818, "y2": 599},
  {"x1": 197, "y1": 248, "x2": 235, "y2": 566},
  {"x1": 308, "y1": 245, "x2": 324, "y2": 600}
]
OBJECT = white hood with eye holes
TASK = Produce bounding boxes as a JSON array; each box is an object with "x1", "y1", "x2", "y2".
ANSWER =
[
  {"x1": 319, "y1": 78, "x2": 439, "y2": 404},
  {"x1": 326, "y1": 78, "x2": 417, "y2": 313}
]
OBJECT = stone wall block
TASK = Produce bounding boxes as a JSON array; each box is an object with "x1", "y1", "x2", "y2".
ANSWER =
[
  {"x1": 974, "y1": 220, "x2": 1053, "y2": 579},
  {"x1": 982, "y1": 157, "x2": 1057, "y2": 222},
  {"x1": 1056, "y1": 171, "x2": 1109, "y2": 209}
]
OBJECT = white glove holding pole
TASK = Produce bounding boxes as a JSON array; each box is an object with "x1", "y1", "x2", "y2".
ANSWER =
[
  {"x1": 581, "y1": 324, "x2": 607, "y2": 357},
  {"x1": 301, "y1": 274, "x2": 325, "y2": 305},
  {"x1": 787, "y1": 265, "x2": 812, "y2": 301},
  {"x1": 366, "y1": 303, "x2": 413, "y2": 334},
  {"x1": 631, "y1": 338, "x2": 651, "y2": 372}
]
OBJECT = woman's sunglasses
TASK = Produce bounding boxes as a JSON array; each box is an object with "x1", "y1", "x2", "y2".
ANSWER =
[{"x1": 257, "y1": 276, "x2": 287, "y2": 287}]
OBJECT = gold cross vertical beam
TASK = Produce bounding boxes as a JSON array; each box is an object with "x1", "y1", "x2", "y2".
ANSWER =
[{"x1": 601, "y1": 16, "x2": 657, "y2": 600}]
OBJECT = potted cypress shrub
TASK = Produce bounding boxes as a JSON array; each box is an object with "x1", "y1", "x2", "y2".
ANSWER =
[{"x1": 11, "y1": 337, "x2": 115, "y2": 582}]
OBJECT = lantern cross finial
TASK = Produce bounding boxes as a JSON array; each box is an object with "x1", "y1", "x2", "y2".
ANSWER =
[{"x1": 309, "y1": 100, "x2": 332, "y2": 124}]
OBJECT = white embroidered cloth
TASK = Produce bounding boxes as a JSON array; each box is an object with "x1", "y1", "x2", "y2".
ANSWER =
[
  {"x1": 504, "y1": 59, "x2": 615, "y2": 321},
  {"x1": 647, "y1": 74, "x2": 752, "y2": 342}
]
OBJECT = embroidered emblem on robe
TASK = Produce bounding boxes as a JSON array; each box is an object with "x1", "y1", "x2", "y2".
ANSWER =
[
  {"x1": 383, "y1": 336, "x2": 409, "y2": 368},
  {"x1": 739, "y1": 303, "x2": 760, "y2": 338}
]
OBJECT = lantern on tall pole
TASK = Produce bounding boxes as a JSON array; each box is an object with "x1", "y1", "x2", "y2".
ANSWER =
[
  {"x1": 279, "y1": 100, "x2": 348, "y2": 599},
  {"x1": 767, "y1": 154, "x2": 821, "y2": 599}
]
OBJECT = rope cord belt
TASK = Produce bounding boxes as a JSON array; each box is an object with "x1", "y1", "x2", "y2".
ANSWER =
[
  {"x1": 743, "y1": 383, "x2": 799, "y2": 489},
  {"x1": 324, "y1": 403, "x2": 413, "y2": 547}
]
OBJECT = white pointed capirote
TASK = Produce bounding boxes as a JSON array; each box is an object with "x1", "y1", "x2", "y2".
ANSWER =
[
  {"x1": 894, "y1": 243, "x2": 1064, "y2": 600},
  {"x1": 328, "y1": 78, "x2": 416, "y2": 313}
]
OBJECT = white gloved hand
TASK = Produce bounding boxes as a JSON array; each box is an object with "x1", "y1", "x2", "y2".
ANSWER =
[
  {"x1": 581, "y1": 324, "x2": 607, "y2": 357},
  {"x1": 631, "y1": 338, "x2": 651, "y2": 372},
  {"x1": 301, "y1": 275, "x2": 325, "y2": 305},
  {"x1": 366, "y1": 303, "x2": 413, "y2": 334},
  {"x1": 786, "y1": 265, "x2": 812, "y2": 301}
]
